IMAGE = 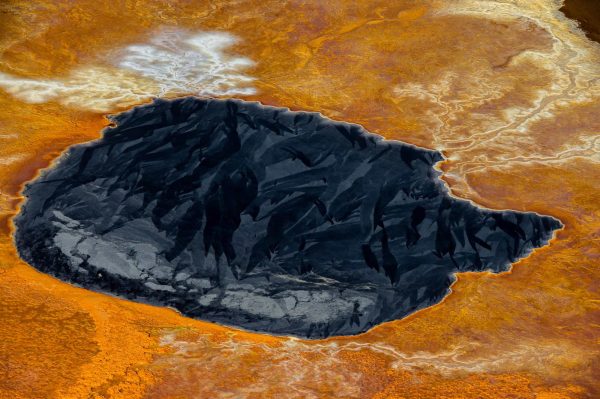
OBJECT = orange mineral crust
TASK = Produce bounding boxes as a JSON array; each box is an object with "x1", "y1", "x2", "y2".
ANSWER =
[{"x1": 0, "y1": 0, "x2": 598, "y2": 398}]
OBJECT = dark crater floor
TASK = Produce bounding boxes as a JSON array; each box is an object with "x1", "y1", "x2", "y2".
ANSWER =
[{"x1": 14, "y1": 97, "x2": 562, "y2": 338}]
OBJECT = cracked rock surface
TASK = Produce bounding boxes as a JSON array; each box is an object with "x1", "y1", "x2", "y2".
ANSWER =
[{"x1": 14, "y1": 97, "x2": 562, "y2": 338}]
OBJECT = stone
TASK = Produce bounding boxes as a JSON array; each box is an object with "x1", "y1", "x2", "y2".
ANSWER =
[{"x1": 14, "y1": 97, "x2": 562, "y2": 338}]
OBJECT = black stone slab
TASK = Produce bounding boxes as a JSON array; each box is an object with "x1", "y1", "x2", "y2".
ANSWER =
[{"x1": 14, "y1": 97, "x2": 562, "y2": 338}]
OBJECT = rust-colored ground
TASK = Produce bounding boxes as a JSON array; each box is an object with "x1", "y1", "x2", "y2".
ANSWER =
[{"x1": 0, "y1": 1, "x2": 598, "y2": 398}]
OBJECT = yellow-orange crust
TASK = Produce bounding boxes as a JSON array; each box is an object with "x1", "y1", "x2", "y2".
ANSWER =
[{"x1": 0, "y1": 1, "x2": 598, "y2": 398}]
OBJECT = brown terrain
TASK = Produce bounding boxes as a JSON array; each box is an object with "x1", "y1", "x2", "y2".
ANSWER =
[{"x1": 0, "y1": 0, "x2": 598, "y2": 398}]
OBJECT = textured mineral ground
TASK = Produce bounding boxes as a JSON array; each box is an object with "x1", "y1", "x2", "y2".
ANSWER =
[
  {"x1": 0, "y1": 0, "x2": 599, "y2": 398},
  {"x1": 15, "y1": 98, "x2": 561, "y2": 337}
]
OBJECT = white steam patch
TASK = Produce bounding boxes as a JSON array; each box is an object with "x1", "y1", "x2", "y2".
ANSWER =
[{"x1": 0, "y1": 29, "x2": 257, "y2": 112}]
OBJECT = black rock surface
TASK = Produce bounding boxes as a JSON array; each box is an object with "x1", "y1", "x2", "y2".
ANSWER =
[{"x1": 14, "y1": 97, "x2": 562, "y2": 338}]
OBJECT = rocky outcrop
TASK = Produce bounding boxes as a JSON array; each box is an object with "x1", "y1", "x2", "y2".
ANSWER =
[{"x1": 14, "y1": 97, "x2": 562, "y2": 338}]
